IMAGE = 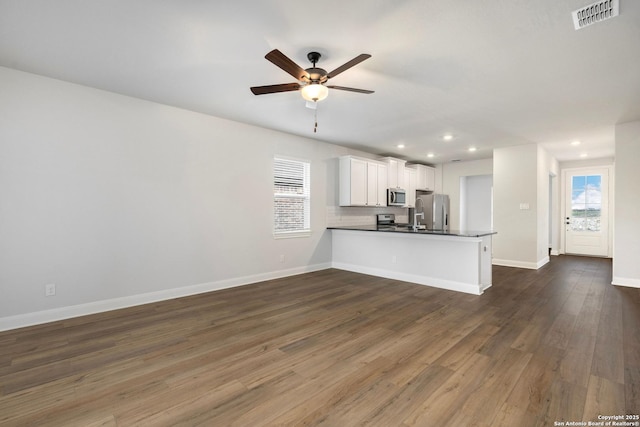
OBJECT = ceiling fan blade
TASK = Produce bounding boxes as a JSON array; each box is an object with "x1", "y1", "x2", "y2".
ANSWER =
[
  {"x1": 327, "y1": 85, "x2": 374, "y2": 94},
  {"x1": 265, "y1": 49, "x2": 309, "y2": 81},
  {"x1": 327, "y1": 54, "x2": 371, "y2": 79},
  {"x1": 250, "y1": 83, "x2": 301, "y2": 95}
]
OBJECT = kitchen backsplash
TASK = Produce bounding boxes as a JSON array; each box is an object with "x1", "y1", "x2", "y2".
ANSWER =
[{"x1": 326, "y1": 206, "x2": 408, "y2": 227}]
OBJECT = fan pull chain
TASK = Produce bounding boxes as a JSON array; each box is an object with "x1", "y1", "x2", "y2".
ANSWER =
[{"x1": 314, "y1": 106, "x2": 318, "y2": 133}]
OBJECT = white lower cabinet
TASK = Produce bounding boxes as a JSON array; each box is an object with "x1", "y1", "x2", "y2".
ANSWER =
[
  {"x1": 340, "y1": 156, "x2": 387, "y2": 207},
  {"x1": 331, "y1": 230, "x2": 493, "y2": 295}
]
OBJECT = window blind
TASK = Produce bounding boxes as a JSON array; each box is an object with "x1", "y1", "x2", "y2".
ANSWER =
[{"x1": 273, "y1": 157, "x2": 310, "y2": 236}]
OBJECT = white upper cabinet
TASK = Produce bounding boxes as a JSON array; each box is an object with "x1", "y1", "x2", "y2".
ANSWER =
[
  {"x1": 404, "y1": 167, "x2": 416, "y2": 207},
  {"x1": 368, "y1": 161, "x2": 388, "y2": 207},
  {"x1": 340, "y1": 156, "x2": 367, "y2": 206},
  {"x1": 380, "y1": 157, "x2": 406, "y2": 189},
  {"x1": 407, "y1": 164, "x2": 436, "y2": 191},
  {"x1": 425, "y1": 166, "x2": 435, "y2": 191},
  {"x1": 339, "y1": 156, "x2": 387, "y2": 207}
]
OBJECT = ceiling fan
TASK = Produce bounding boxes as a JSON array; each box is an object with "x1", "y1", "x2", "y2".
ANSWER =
[{"x1": 250, "y1": 49, "x2": 374, "y2": 103}]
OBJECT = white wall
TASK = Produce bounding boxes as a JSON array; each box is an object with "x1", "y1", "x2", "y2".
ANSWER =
[
  {"x1": 549, "y1": 158, "x2": 560, "y2": 256},
  {"x1": 0, "y1": 67, "x2": 363, "y2": 329},
  {"x1": 493, "y1": 144, "x2": 557, "y2": 269},
  {"x1": 493, "y1": 144, "x2": 539, "y2": 268},
  {"x1": 440, "y1": 158, "x2": 493, "y2": 230},
  {"x1": 612, "y1": 121, "x2": 640, "y2": 288},
  {"x1": 560, "y1": 157, "x2": 615, "y2": 169},
  {"x1": 536, "y1": 146, "x2": 552, "y2": 265}
]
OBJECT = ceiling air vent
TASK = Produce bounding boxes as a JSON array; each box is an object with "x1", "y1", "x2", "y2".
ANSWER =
[{"x1": 572, "y1": 0, "x2": 619, "y2": 30}]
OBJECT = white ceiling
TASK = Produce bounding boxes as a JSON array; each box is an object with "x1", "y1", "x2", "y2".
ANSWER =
[{"x1": 1, "y1": 0, "x2": 638, "y2": 164}]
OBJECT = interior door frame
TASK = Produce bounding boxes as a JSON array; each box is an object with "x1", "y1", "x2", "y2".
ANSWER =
[{"x1": 560, "y1": 165, "x2": 614, "y2": 257}]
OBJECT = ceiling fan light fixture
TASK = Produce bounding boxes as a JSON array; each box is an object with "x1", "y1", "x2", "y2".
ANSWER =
[{"x1": 301, "y1": 83, "x2": 328, "y2": 102}]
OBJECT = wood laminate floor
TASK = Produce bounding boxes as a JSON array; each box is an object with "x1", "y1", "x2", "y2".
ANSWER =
[{"x1": 1, "y1": 255, "x2": 639, "y2": 426}]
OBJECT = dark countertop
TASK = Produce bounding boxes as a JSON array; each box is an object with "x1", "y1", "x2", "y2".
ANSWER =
[{"x1": 327, "y1": 224, "x2": 497, "y2": 238}]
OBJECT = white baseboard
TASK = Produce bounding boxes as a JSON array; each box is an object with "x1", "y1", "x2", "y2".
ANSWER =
[
  {"x1": 492, "y1": 258, "x2": 540, "y2": 270},
  {"x1": 550, "y1": 250, "x2": 560, "y2": 256},
  {"x1": 332, "y1": 262, "x2": 484, "y2": 295},
  {"x1": 537, "y1": 257, "x2": 550, "y2": 268},
  {"x1": 612, "y1": 276, "x2": 640, "y2": 288},
  {"x1": 0, "y1": 263, "x2": 331, "y2": 332},
  {"x1": 492, "y1": 257, "x2": 549, "y2": 269}
]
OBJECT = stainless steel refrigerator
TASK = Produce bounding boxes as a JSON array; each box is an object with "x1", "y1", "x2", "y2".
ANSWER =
[{"x1": 410, "y1": 192, "x2": 450, "y2": 230}]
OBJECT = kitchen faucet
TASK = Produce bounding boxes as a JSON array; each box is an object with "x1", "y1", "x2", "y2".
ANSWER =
[
  {"x1": 415, "y1": 197, "x2": 424, "y2": 214},
  {"x1": 413, "y1": 212, "x2": 424, "y2": 231},
  {"x1": 413, "y1": 197, "x2": 424, "y2": 231}
]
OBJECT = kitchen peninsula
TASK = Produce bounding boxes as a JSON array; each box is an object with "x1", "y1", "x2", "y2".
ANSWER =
[{"x1": 328, "y1": 225, "x2": 496, "y2": 295}]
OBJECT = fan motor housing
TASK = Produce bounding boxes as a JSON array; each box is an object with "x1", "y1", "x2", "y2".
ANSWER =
[
  {"x1": 304, "y1": 67, "x2": 328, "y2": 83},
  {"x1": 304, "y1": 52, "x2": 328, "y2": 83}
]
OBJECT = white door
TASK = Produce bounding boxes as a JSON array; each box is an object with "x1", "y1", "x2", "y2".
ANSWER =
[{"x1": 564, "y1": 168, "x2": 609, "y2": 256}]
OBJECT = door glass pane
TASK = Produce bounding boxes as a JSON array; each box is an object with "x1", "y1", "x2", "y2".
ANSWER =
[{"x1": 570, "y1": 175, "x2": 601, "y2": 232}]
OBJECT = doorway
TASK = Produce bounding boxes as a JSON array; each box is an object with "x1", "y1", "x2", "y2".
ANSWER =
[
  {"x1": 549, "y1": 172, "x2": 558, "y2": 255},
  {"x1": 460, "y1": 174, "x2": 493, "y2": 231},
  {"x1": 563, "y1": 167, "x2": 610, "y2": 256}
]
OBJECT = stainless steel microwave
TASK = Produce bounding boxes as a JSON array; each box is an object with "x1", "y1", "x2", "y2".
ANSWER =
[{"x1": 387, "y1": 188, "x2": 406, "y2": 206}]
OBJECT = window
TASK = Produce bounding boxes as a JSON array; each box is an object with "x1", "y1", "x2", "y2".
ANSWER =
[
  {"x1": 570, "y1": 174, "x2": 602, "y2": 231},
  {"x1": 273, "y1": 157, "x2": 311, "y2": 237}
]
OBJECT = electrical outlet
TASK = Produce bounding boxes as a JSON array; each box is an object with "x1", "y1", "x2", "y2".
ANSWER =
[
  {"x1": 392, "y1": 255, "x2": 397, "y2": 264},
  {"x1": 279, "y1": 255, "x2": 285, "y2": 263},
  {"x1": 45, "y1": 283, "x2": 56, "y2": 296}
]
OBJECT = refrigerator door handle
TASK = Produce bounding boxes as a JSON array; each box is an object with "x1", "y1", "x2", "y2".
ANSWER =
[{"x1": 442, "y1": 197, "x2": 449, "y2": 229}]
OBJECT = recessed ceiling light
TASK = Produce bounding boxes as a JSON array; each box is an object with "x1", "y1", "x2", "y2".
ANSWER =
[
  {"x1": 443, "y1": 134, "x2": 453, "y2": 141},
  {"x1": 468, "y1": 147, "x2": 477, "y2": 152},
  {"x1": 427, "y1": 153, "x2": 435, "y2": 158},
  {"x1": 571, "y1": 140, "x2": 581, "y2": 146},
  {"x1": 580, "y1": 153, "x2": 588, "y2": 158},
  {"x1": 397, "y1": 144, "x2": 405, "y2": 149}
]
